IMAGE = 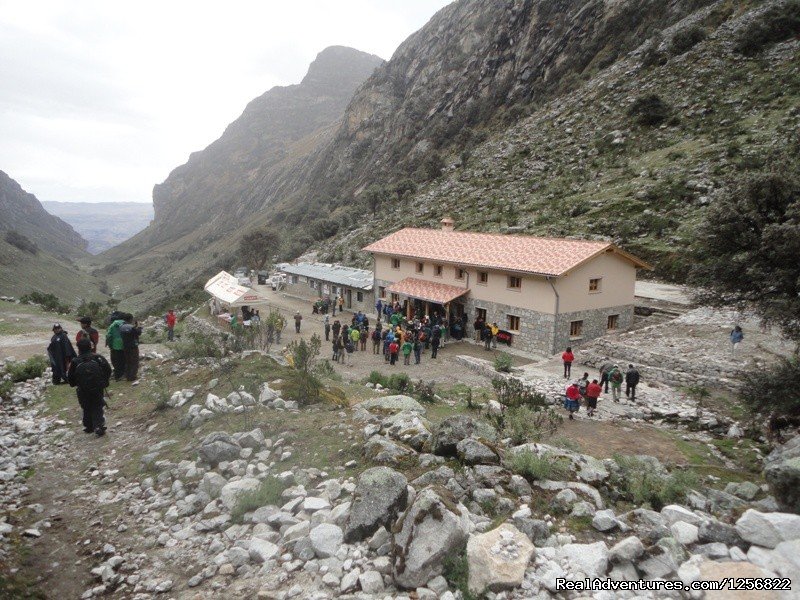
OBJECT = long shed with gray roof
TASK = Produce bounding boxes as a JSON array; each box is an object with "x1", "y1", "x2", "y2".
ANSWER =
[{"x1": 279, "y1": 262, "x2": 374, "y2": 312}]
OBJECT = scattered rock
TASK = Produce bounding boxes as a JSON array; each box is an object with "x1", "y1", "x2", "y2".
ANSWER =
[
  {"x1": 467, "y1": 523, "x2": 534, "y2": 595},
  {"x1": 345, "y1": 467, "x2": 408, "y2": 543}
]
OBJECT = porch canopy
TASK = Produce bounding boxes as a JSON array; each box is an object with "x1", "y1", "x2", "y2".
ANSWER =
[
  {"x1": 204, "y1": 271, "x2": 269, "y2": 306},
  {"x1": 386, "y1": 277, "x2": 469, "y2": 305}
]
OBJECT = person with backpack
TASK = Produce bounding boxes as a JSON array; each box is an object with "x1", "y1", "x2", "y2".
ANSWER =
[
  {"x1": 360, "y1": 326, "x2": 368, "y2": 351},
  {"x1": 625, "y1": 364, "x2": 640, "y2": 401},
  {"x1": 105, "y1": 316, "x2": 126, "y2": 381},
  {"x1": 371, "y1": 327, "x2": 381, "y2": 354},
  {"x1": 344, "y1": 334, "x2": 354, "y2": 365},
  {"x1": 599, "y1": 362, "x2": 614, "y2": 394},
  {"x1": 166, "y1": 309, "x2": 177, "y2": 342},
  {"x1": 562, "y1": 346, "x2": 575, "y2": 378},
  {"x1": 431, "y1": 329, "x2": 441, "y2": 359},
  {"x1": 349, "y1": 326, "x2": 360, "y2": 351},
  {"x1": 402, "y1": 338, "x2": 413, "y2": 365},
  {"x1": 375, "y1": 299, "x2": 383, "y2": 320},
  {"x1": 609, "y1": 365, "x2": 623, "y2": 402},
  {"x1": 413, "y1": 337, "x2": 423, "y2": 365},
  {"x1": 48, "y1": 323, "x2": 76, "y2": 385},
  {"x1": 119, "y1": 317, "x2": 142, "y2": 382},
  {"x1": 473, "y1": 316, "x2": 484, "y2": 343},
  {"x1": 388, "y1": 339, "x2": 399, "y2": 366},
  {"x1": 564, "y1": 381, "x2": 581, "y2": 420},
  {"x1": 294, "y1": 311, "x2": 303, "y2": 334},
  {"x1": 331, "y1": 336, "x2": 340, "y2": 363},
  {"x1": 483, "y1": 324, "x2": 492, "y2": 350},
  {"x1": 323, "y1": 315, "x2": 331, "y2": 341},
  {"x1": 76, "y1": 317, "x2": 99, "y2": 353},
  {"x1": 67, "y1": 337, "x2": 111, "y2": 436}
]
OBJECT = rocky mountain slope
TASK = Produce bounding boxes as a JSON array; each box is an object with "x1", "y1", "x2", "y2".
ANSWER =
[
  {"x1": 0, "y1": 172, "x2": 103, "y2": 300},
  {"x1": 42, "y1": 201, "x2": 153, "y2": 254},
  {"x1": 101, "y1": 0, "x2": 799, "y2": 313}
]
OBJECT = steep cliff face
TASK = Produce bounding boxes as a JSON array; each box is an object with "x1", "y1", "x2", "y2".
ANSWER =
[
  {"x1": 144, "y1": 46, "x2": 383, "y2": 243},
  {"x1": 0, "y1": 170, "x2": 88, "y2": 258},
  {"x1": 301, "y1": 0, "x2": 718, "y2": 204}
]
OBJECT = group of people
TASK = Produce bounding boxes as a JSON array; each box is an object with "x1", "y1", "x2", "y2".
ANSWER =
[
  {"x1": 322, "y1": 306, "x2": 455, "y2": 366},
  {"x1": 47, "y1": 313, "x2": 141, "y2": 438},
  {"x1": 311, "y1": 295, "x2": 345, "y2": 316},
  {"x1": 562, "y1": 358, "x2": 641, "y2": 419}
]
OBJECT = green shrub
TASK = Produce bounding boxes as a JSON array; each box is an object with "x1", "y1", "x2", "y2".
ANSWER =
[
  {"x1": 613, "y1": 455, "x2": 698, "y2": 511},
  {"x1": 442, "y1": 550, "x2": 475, "y2": 600},
  {"x1": 281, "y1": 370, "x2": 322, "y2": 405},
  {"x1": 734, "y1": 0, "x2": 800, "y2": 56},
  {"x1": 627, "y1": 94, "x2": 671, "y2": 126},
  {"x1": 670, "y1": 25, "x2": 706, "y2": 55},
  {"x1": 494, "y1": 352, "x2": 513, "y2": 373},
  {"x1": 7, "y1": 356, "x2": 48, "y2": 382},
  {"x1": 144, "y1": 373, "x2": 171, "y2": 411},
  {"x1": 387, "y1": 373, "x2": 411, "y2": 393},
  {"x1": 173, "y1": 331, "x2": 224, "y2": 359},
  {"x1": 414, "y1": 380, "x2": 436, "y2": 403},
  {"x1": 367, "y1": 370, "x2": 389, "y2": 387},
  {"x1": 0, "y1": 380, "x2": 14, "y2": 401},
  {"x1": 740, "y1": 354, "x2": 800, "y2": 422},
  {"x1": 313, "y1": 359, "x2": 340, "y2": 381},
  {"x1": 231, "y1": 476, "x2": 286, "y2": 522},
  {"x1": 5, "y1": 230, "x2": 38, "y2": 255},
  {"x1": 509, "y1": 449, "x2": 570, "y2": 481},
  {"x1": 19, "y1": 292, "x2": 70, "y2": 314}
]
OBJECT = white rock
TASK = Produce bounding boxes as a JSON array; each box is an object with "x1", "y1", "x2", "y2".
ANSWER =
[
  {"x1": 219, "y1": 478, "x2": 261, "y2": 511},
  {"x1": 310, "y1": 524, "x2": 344, "y2": 559},
  {"x1": 735, "y1": 509, "x2": 800, "y2": 549},
  {"x1": 661, "y1": 505, "x2": 704, "y2": 527},
  {"x1": 249, "y1": 539, "x2": 279, "y2": 563},
  {"x1": 671, "y1": 521, "x2": 699, "y2": 546},
  {"x1": 609, "y1": 536, "x2": 645, "y2": 563},
  {"x1": 558, "y1": 542, "x2": 608, "y2": 578},
  {"x1": 466, "y1": 523, "x2": 534, "y2": 595},
  {"x1": 359, "y1": 570, "x2": 384, "y2": 594}
]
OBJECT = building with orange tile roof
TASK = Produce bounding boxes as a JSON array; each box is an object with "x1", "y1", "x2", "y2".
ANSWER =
[{"x1": 363, "y1": 218, "x2": 651, "y2": 355}]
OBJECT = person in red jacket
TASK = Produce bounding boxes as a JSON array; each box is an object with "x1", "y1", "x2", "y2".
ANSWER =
[
  {"x1": 166, "y1": 309, "x2": 177, "y2": 342},
  {"x1": 564, "y1": 382, "x2": 581, "y2": 420},
  {"x1": 585, "y1": 379, "x2": 602, "y2": 417},
  {"x1": 562, "y1": 346, "x2": 575, "y2": 378},
  {"x1": 76, "y1": 317, "x2": 99, "y2": 353},
  {"x1": 389, "y1": 340, "x2": 399, "y2": 366}
]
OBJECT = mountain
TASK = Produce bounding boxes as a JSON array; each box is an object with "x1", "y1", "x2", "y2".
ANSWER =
[
  {"x1": 102, "y1": 0, "x2": 800, "y2": 312},
  {"x1": 0, "y1": 171, "x2": 105, "y2": 300},
  {"x1": 42, "y1": 201, "x2": 153, "y2": 254}
]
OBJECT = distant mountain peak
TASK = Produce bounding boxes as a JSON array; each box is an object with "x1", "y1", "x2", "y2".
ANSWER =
[{"x1": 301, "y1": 46, "x2": 385, "y2": 89}]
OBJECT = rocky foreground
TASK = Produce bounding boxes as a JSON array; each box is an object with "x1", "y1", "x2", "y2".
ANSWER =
[{"x1": 2, "y1": 352, "x2": 800, "y2": 599}]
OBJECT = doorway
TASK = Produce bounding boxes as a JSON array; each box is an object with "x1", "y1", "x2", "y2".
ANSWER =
[{"x1": 346, "y1": 288, "x2": 352, "y2": 309}]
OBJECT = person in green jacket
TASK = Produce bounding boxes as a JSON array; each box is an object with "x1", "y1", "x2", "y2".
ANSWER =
[
  {"x1": 349, "y1": 327, "x2": 360, "y2": 351},
  {"x1": 402, "y1": 340, "x2": 413, "y2": 365},
  {"x1": 105, "y1": 318, "x2": 126, "y2": 381},
  {"x1": 390, "y1": 311, "x2": 402, "y2": 327}
]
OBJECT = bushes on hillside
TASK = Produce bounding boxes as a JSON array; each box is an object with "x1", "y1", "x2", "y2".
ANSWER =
[
  {"x1": 734, "y1": 0, "x2": 800, "y2": 56},
  {"x1": 612, "y1": 455, "x2": 698, "y2": 511},
  {"x1": 627, "y1": 94, "x2": 672, "y2": 126},
  {"x1": 740, "y1": 355, "x2": 800, "y2": 423},
  {"x1": 20, "y1": 292, "x2": 71, "y2": 314},
  {"x1": 4, "y1": 230, "x2": 38, "y2": 255},
  {"x1": 670, "y1": 25, "x2": 706, "y2": 55},
  {"x1": 7, "y1": 356, "x2": 48, "y2": 382}
]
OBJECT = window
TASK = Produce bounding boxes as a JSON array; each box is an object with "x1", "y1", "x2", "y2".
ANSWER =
[
  {"x1": 434, "y1": 265, "x2": 443, "y2": 277},
  {"x1": 391, "y1": 258, "x2": 400, "y2": 269},
  {"x1": 589, "y1": 278, "x2": 602, "y2": 292},
  {"x1": 309, "y1": 280, "x2": 317, "y2": 290},
  {"x1": 508, "y1": 276, "x2": 522, "y2": 290},
  {"x1": 390, "y1": 293, "x2": 399, "y2": 303},
  {"x1": 476, "y1": 308, "x2": 487, "y2": 321},
  {"x1": 570, "y1": 320, "x2": 583, "y2": 338},
  {"x1": 357, "y1": 291, "x2": 364, "y2": 302},
  {"x1": 416, "y1": 262, "x2": 424, "y2": 274},
  {"x1": 478, "y1": 271, "x2": 488, "y2": 284},
  {"x1": 507, "y1": 314, "x2": 521, "y2": 332},
  {"x1": 455, "y1": 267, "x2": 465, "y2": 280},
  {"x1": 607, "y1": 314, "x2": 619, "y2": 330},
  {"x1": 291, "y1": 275, "x2": 299, "y2": 284},
  {"x1": 378, "y1": 286, "x2": 385, "y2": 298}
]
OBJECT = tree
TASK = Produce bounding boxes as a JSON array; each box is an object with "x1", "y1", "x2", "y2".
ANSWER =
[
  {"x1": 690, "y1": 168, "x2": 800, "y2": 341},
  {"x1": 362, "y1": 184, "x2": 391, "y2": 216},
  {"x1": 238, "y1": 229, "x2": 280, "y2": 271}
]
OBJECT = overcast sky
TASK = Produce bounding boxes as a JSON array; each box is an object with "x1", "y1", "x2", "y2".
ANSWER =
[{"x1": 0, "y1": 0, "x2": 452, "y2": 204}]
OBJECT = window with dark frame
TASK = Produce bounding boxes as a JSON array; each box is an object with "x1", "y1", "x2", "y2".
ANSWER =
[
  {"x1": 478, "y1": 271, "x2": 488, "y2": 284},
  {"x1": 357, "y1": 291, "x2": 364, "y2": 302},
  {"x1": 434, "y1": 265, "x2": 443, "y2": 277},
  {"x1": 607, "y1": 314, "x2": 619, "y2": 330},
  {"x1": 455, "y1": 267, "x2": 465, "y2": 280},
  {"x1": 476, "y1": 308, "x2": 487, "y2": 321},
  {"x1": 378, "y1": 286, "x2": 385, "y2": 298},
  {"x1": 391, "y1": 258, "x2": 400, "y2": 269},
  {"x1": 507, "y1": 314, "x2": 520, "y2": 331},
  {"x1": 508, "y1": 275, "x2": 522, "y2": 289},
  {"x1": 589, "y1": 278, "x2": 602, "y2": 292},
  {"x1": 416, "y1": 262, "x2": 424, "y2": 274},
  {"x1": 570, "y1": 320, "x2": 583, "y2": 337}
]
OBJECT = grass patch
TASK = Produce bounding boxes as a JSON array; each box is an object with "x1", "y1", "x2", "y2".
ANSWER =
[
  {"x1": 566, "y1": 515, "x2": 594, "y2": 532},
  {"x1": 6, "y1": 355, "x2": 48, "y2": 382},
  {"x1": 613, "y1": 454, "x2": 699, "y2": 511},
  {"x1": 442, "y1": 549, "x2": 477, "y2": 600},
  {"x1": 509, "y1": 450, "x2": 570, "y2": 482},
  {"x1": 231, "y1": 475, "x2": 286, "y2": 523}
]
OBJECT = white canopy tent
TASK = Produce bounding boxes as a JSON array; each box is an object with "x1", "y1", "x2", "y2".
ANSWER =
[{"x1": 204, "y1": 271, "x2": 269, "y2": 307}]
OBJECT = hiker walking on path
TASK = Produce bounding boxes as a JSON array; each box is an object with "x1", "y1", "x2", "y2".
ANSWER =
[
  {"x1": 294, "y1": 311, "x2": 302, "y2": 334},
  {"x1": 166, "y1": 309, "x2": 177, "y2": 341},
  {"x1": 730, "y1": 325, "x2": 744, "y2": 357},
  {"x1": 275, "y1": 314, "x2": 285, "y2": 343},
  {"x1": 625, "y1": 364, "x2": 640, "y2": 401},
  {"x1": 324, "y1": 316, "x2": 331, "y2": 341},
  {"x1": 76, "y1": 317, "x2": 99, "y2": 353},
  {"x1": 609, "y1": 365, "x2": 623, "y2": 402},
  {"x1": 48, "y1": 323, "x2": 76, "y2": 385},
  {"x1": 564, "y1": 381, "x2": 581, "y2": 420},
  {"x1": 120, "y1": 317, "x2": 142, "y2": 382},
  {"x1": 67, "y1": 337, "x2": 111, "y2": 436},
  {"x1": 585, "y1": 379, "x2": 601, "y2": 417},
  {"x1": 105, "y1": 316, "x2": 126, "y2": 381},
  {"x1": 562, "y1": 346, "x2": 574, "y2": 378},
  {"x1": 599, "y1": 362, "x2": 614, "y2": 393}
]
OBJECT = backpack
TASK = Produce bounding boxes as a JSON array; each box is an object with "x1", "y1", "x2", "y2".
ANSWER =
[
  {"x1": 611, "y1": 370, "x2": 623, "y2": 384},
  {"x1": 75, "y1": 357, "x2": 107, "y2": 394}
]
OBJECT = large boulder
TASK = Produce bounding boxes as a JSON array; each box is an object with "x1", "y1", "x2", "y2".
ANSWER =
[
  {"x1": 699, "y1": 560, "x2": 783, "y2": 600},
  {"x1": 432, "y1": 415, "x2": 497, "y2": 457},
  {"x1": 392, "y1": 486, "x2": 471, "y2": 589},
  {"x1": 198, "y1": 432, "x2": 241, "y2": 466},
  {"x1": 310, "y1": 524, "x2": 344, "y2": 558},
  {"x1": 360, "y1": 395, "x2": 426, "y2": 415},
  {"x1": 363, "y1": 435, "x2": 414, "y2": 465},
  {"x1": 198, "y1": 472, "x2": 228, "y2": 499},
  {"x1": 735, "y1": 509, "x2": 800, "y2": 548},
  {"x1": 764, "y1": 456, "x2": 800, "y2": 514},
  {"x1": 457, "y1": 438, "x2": 500, "y2": 465},
  {"x1": 558, "y1": 542, "x2": 609, "y2": 578},
  {"x1": 467, "y1": 523, "x2": 534, "y2": 595},
  {"x1": 344, "y1": 467, "x2": 408, "y2": 543},
  {"x1": 219, "y1": 477, "x2": 261, "y2": 511},
  {"x1": 382, "y1": 411, "x2": 432, "y2": 451}
]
